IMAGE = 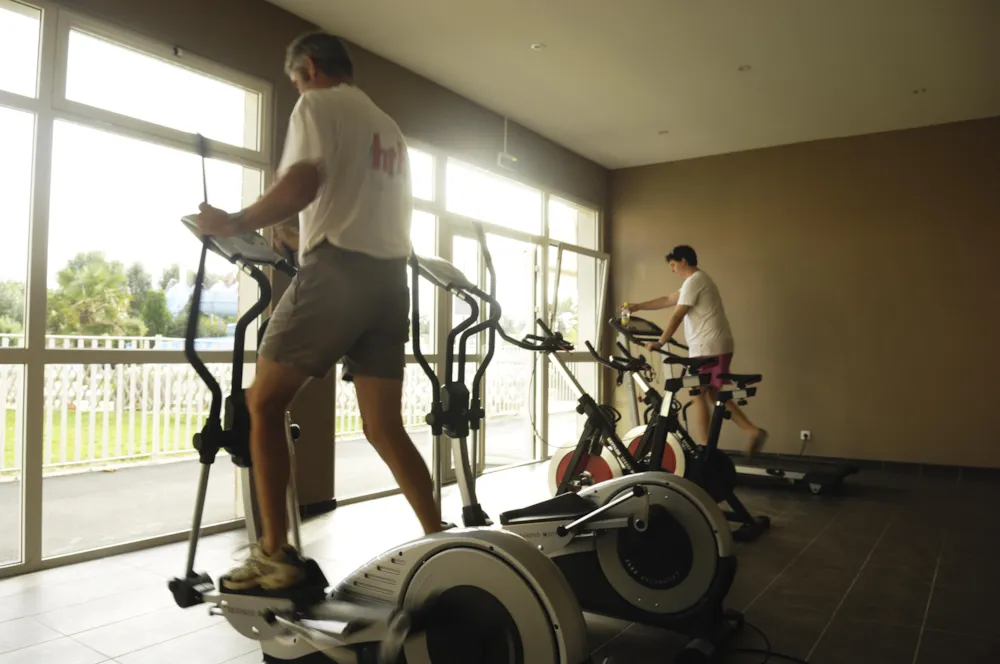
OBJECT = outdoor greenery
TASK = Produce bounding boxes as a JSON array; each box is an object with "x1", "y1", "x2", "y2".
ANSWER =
[
  {"x1": 0, "y1": 253, "x2": 237, "y2": 340},
  {"x1": 0, "y1": 409, "x2": 369, "y2": 473},
  {"x1": 547, "y1": 296, "x2": 580, "y2": 343}
]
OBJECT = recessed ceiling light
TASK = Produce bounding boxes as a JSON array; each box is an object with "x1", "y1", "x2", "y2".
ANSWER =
[
  {"x1": 912, "y1": 87, "x2": 927, "y2": 95},
  {"x1": 530, "y1": 43, "x2": 546, "y2": 50},
  {"x1": 737, "y1": 65, "x2": 752, "y2": 72},
  {"x1": 657, "y1": 130, "x2": 669, "y2": 135}
]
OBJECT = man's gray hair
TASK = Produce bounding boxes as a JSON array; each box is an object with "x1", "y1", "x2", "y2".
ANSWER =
[{"x1": 284, "y1": 31, "x2": 354, "y2": 79}]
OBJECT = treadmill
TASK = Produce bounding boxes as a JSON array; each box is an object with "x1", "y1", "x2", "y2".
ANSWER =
[{"x1": 611, "y1": 315, "x2": 859, "y2": 495}]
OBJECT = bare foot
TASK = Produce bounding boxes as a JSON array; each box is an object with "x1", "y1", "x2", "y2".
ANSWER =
[{"x1": 747, "y1": 428, "x2": 768, "y2": 456}]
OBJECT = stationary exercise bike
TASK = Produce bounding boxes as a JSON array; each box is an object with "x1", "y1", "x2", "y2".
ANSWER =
[
  {"x1": 167, "y1": 214, "x2": 593, "y2": 664},
  {"x1": 587, "y1": 324, "x2": 771, "y2": 542},
  {"x1": 540, "y1": 317, "x2": 769, "y2": 541},
  {"x1": 617, "y1": 316, "x2": 859, "y2": 496},
  {"x1": 412, "y1": 224, "x2": 745, "y2": 663}
]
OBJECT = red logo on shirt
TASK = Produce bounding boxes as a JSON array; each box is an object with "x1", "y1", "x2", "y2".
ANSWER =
[{"x1": 371, "y1": 133, "x2": 406, "y2": 176}]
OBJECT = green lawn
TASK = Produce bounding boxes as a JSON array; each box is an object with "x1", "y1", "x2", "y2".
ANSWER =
[
  {"x1": 1, "y1": 409, "x2": 369, "y2": 474},
  {"x1": 2, "y1": 410, "x2": 203, "y2": 471},
  {"x1": 0, "y1": 409, "x2": 410, "y2": 476}
]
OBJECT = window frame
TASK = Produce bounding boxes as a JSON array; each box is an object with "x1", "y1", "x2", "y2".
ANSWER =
[
  {"x1": 51, "y1": 8, "x2": 273, "y2": 169},
  {"x1": 0, "y1": 0, "x2": 276, "y2": 578}
]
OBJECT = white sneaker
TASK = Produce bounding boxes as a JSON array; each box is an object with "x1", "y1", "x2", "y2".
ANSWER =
[{"x1": 221, "y1": 542, "x2": 308, "y2": 593}]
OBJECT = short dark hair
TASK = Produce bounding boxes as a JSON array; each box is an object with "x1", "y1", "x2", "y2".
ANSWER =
[
  {"x1": 285, "y1": 32, "x2": 354, "y2": 79},
  {"x1": 665, "y1": 245, "x2": 698, "y2": 266}
]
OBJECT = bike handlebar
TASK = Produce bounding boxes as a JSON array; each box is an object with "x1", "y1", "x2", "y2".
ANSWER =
[
  {"x1": 585, "y1": 340, "x2": 652, "y2": 374},
  {"x1": 499, "y1": 318, "x2": 574, "y2": 353}
]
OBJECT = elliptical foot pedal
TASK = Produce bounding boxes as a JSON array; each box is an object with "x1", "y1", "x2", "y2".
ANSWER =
[
  {"x1": 168, "y1": 571, "x2": 214, "y2": 608},
  {"x1": 218, "y1": 558, "x2": 329, "y2": 608},
  {"x1": 461, "y1": 504, "x2": 493, "y2": 527}
]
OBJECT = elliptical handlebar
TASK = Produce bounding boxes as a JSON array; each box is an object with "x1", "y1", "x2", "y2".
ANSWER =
[
  {"x1": 409, "y1": 252, "x2": 440, "y2": 403},
  {"x1": 184, "y1": 242, "x2": 224, "y2": 428},
  {"x1": 471, "y1": 223, "x2": 499, "y2": 399}
]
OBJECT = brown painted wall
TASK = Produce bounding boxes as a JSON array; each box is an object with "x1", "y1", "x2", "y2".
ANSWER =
[
  {"x1": 60, "y1": 0, "x2": 608, "y2": 504},
  {"x1": 609, "y1": 117, "x2": 1000, "y2": 467}
]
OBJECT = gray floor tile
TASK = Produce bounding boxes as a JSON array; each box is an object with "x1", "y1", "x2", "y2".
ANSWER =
[
  {"x1": 925, "y1": 584, "x2": 1000, "y2": 638},
  {"x1": 810, "y1": 617, "x2": 919, "y2": 664},
  {"x1": 72, "y1": 606, "x2": 217, "y2": 659},
  {"x1": 915, "y1": 629, "x2": 1000, "y2": 664},
  {"x1": 34, "y1": 585, "x2": 174, "y2": 635},
  {"x1": 0, "y1": 617, "x2": 63, "y2": 654},
  {"x1": 839, "y1": 575, "x2": 932, "y2": 627},
  {"x1": 0, "y1": 566, "x2": 164, "y2": 622},
  {"x1": 0, "y1": 558, "x2": 134, "y2": 600},
  {"x1": 739, "y1": 599, "x2": 829, "y2": 662},
  {"x1": 220, "y1": 653, "x2": 263, "y2": 664},
  {"x1": 0, "y1": 637, "x2": 106, "y2": 664},
  {"x1": 115, "y1": 622, "x2": 257, "y2": 664},
  {"x1": 750, "y1": 563, "x2": 857, "y2": 615},
  {"x1": 3, "y1": 461, "x2": 998, "y2": 664}
]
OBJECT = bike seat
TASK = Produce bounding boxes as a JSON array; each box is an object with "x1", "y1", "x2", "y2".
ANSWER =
[{"x1": 720, "y1": 373, "x2": 762, "y2": 386}]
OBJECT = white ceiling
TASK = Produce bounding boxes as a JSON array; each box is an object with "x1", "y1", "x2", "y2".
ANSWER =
[{"x1": 266, "y1": 0, "x2": 1000, "y2": 169}]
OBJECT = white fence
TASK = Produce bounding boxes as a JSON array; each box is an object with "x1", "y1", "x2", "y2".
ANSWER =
[
  {"x1": 1, "y1": 337, "x2": 587, "y2": 476},
  {"x1": 0, "y1": 333, "x2": 234, "y2": 351}
]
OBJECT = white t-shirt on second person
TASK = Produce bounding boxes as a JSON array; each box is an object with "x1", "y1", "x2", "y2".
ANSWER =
[
  {"x1": 277, "y1": 85, "x2": 413, "y2": 261},
  {"x1": 677, "y1": 270, "x2": 734, "y2": 357}
]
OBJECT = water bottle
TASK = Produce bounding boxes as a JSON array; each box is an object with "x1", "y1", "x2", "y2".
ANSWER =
[{"x1": 620, "y1": 303, "x2": 631, "y2": 326}]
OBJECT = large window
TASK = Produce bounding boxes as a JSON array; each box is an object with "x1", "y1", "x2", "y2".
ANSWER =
[
  {"x1": 0, "y1": 106, "x2": 33, "y2": 349},
  {"x1": 0, "y1": 365, "x2": 24, "y2": 566},
  {"x1": 1, "y1": 2, "x2": 605, "y2": 569},
  {"x1": 1, "y1": 3, "x2": 272, "y2": 573},
  {"x1": 45, "y1": 122, "x2": 257, "y2": 349},
  {"x1": 549, "y1": 196, "x2": 599, "y2": 250},
  {"x1": 64, "y1": 28, "x2": 262, "y2": 150},
  {"x1": 445, "y1": 158, "x2": 543, "y2": 235},
  {"x1": 0, "y1": 0, "x2": 40, "y2": 97}
]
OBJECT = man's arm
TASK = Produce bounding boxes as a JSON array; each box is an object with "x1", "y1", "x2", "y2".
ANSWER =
[
  {"x1": 629, "y1": 292, "x2": 680, "y2": 312},
  {"x1": 195, "y1": 95, "x2": 324, "y2": 238},
  {"x1": 271, "y1": 218, "x2": 300, "y2": 253},
  {"x1": 656, "y1": 304, "x2": 690, "y2": 346},
  {"x1": 237, "y1": 93, "x2": 324, "y2": 232},
  {"x1": 234, "y1": 162, "x2": 320, "y2": 233}
]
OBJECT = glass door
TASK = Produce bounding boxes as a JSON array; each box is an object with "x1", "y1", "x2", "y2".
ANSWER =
[
  {"x1": 482, "y1": 234, "x2": 540, "y2": 470},
  {"x1": 545, "y1": 244, "x2": 608, "y2": 455},
  {"x1": 441, "y1": 230, "x2": 543, "y2": 477}
]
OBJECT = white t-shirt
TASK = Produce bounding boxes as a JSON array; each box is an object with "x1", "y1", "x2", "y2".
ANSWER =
[
  {"x1": 677, "y1": 270, "x2": 734, "y2": 357},
  {"x1": 277, "y1": 85, "x2": 413, "y2": 261}
]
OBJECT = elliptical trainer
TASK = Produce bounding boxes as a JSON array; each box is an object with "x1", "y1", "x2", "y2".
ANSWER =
[
  {"x1": 412, "y1": 222, "x2": 746, "y2": 663},
  {"x1": 166, "y1": 135, "x2": 591, "y2": 664}
]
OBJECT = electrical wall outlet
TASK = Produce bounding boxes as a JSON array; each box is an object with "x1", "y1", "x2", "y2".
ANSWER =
[{"x1": 800, "y1": 430, "x2": 812, "y2": 441}]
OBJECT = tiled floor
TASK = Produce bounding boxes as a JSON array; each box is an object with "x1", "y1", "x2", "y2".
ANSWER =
[{"x1": 1, "y1": 462, "x2": 998, "y2": 663}]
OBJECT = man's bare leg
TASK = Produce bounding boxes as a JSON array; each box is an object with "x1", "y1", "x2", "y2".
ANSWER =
[
  {"x1": 246, "y1": 356, "x2": 310, "y2": 555},
  {"x1": 689, "y1": 389, "x2": 712, "y2": 445},
  {"x1": 354, "y1": 375, "x2": 443, "y2": 535},
  {"x1": 704, "y1": 386, "x2": 768, "y2": 454}
]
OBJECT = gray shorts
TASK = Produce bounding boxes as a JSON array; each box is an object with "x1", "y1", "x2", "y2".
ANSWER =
[{"x1": 259, "y1": 242, "x2": 409, "y2": 380}]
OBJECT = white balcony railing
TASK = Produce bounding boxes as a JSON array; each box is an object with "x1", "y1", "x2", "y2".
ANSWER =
[{"x1": 1, "y1": 335, "x2": 582, "y2": 476}]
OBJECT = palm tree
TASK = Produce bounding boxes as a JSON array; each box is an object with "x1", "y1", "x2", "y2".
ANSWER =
[{"x1": 48, "y1": 252, "x2": 145, "y2": 336}]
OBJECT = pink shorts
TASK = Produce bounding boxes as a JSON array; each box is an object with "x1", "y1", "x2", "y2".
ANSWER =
[{"x1": 697, "y1": 352, "x2": 733, "y2": 390}]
